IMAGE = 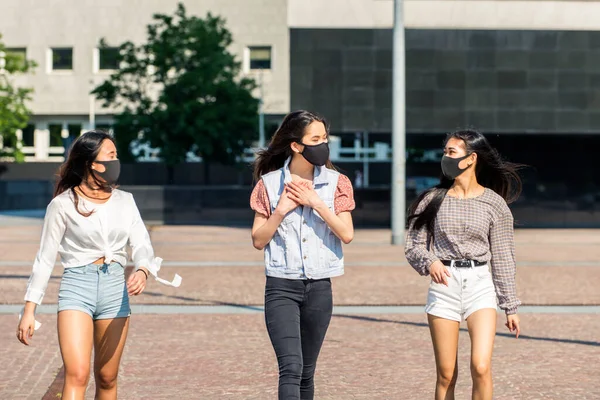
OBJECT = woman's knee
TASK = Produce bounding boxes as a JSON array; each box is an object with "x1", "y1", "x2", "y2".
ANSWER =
[
  {"x1": 301, "y1": 364, "x2": 316, "y2": 382},
  {"x1": 64, "y1": 365, "x2": 90, "y2": 387},
  {"x1": 471, "y1": 361, "x2": 491, "y2": 379},
  {"x1": 95, "y1": 368, "x2": 119, "y2": 390},
  {"x1": 280, "y1": 361, "x2": 303, "y2": 382},
  {"x1": 437, "y1": 365, "x2": 458, "y2": 388}
]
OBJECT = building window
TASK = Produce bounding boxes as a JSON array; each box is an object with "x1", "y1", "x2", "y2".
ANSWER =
[
  {"x1": 248, "y1": 46, "x2": 272, "y2": 70},
  {"x1": 48, "y1": 124, "x2": 63, "y2": 146},
  {"x1": 51, "y1": 48, "x2": 73, "y2": 71},
  {"x1": 21, "y1": 124, "x2": 35, "y2": 147},
  {"x1": 2, "y1": 134, "x2": 16, "y2": 149},
  {"x1": 67, "y1": 124, "x2": 82, "y2": 138},
  {"x1": 99, "y1": 47, "x2": 119, "y2": 70}
]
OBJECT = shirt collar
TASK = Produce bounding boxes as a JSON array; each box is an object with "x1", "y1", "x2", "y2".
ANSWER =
[{"x1": 283, "y1": 156, "x2": 328, "y2": 185}]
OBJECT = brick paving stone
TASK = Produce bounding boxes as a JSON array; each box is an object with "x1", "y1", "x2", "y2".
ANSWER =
[
  {"x1": 2, "y1": 226, "x2": 600, "y2": 399},
  {"x1": 0, "y1": 315, "x2": 62, "y2": 400},
  {"x1": 3, "y1": 313, "x2": 599, "y2": 399},
  {"x1": 2, "y1": 226, "x2": 600, "y2": 307}
]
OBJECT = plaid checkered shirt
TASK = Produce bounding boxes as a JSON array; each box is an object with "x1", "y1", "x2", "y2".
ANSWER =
[{"x1": 405, "y1": 188, "x2": 521, "y2": 315}]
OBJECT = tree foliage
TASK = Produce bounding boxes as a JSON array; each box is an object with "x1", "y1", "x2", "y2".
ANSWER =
[
  {"x1": 0, "y1": 34, "x2": 36, "y2": 162},
  {"x1": 92, "y1": 3, "x2": 259, "y2": 180}
]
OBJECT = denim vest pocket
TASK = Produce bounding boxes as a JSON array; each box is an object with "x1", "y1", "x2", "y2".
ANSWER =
[
  {"x1": 267, "y1": 200, "x2": 302, "y2": 271},
  {"x1": 266, "y1": 231, "x2": 286, "y2": 267},
  {"x1": 321, "y1": 231, "x2": 343, "y2": 266},
  {"x1": 270, "y1": 200, "x2": 296, "y2": 225},
  {"x1": 281, "y1": 213, "x2": 295, "y2": 226},
  {"x1": 313, "y1": 200, "x2": 343, "y2": 267}
]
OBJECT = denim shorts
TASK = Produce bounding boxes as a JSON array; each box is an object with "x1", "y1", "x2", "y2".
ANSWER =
[
  {"x1": 58, "y1": 262, "x2": 131, "y2": 320},
  {"x1": 425, "y1": 264, "x2": 497, "y2": 322}
]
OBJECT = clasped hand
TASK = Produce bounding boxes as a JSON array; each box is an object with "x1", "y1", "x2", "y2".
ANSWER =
[
  {"x1": 275, "y1": 180, "x2": 323, "y2": 215},
  {"x1": 285, "y1": 181, "x2": 323, "y2": 209}
]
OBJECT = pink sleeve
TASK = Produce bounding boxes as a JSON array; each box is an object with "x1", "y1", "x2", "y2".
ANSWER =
[
  {"x1": 334, "y1": 174, "x2": 355, "y2": 214},
  {"x1": 250, "y1": 179, "x2": 271, "y2": 217}
]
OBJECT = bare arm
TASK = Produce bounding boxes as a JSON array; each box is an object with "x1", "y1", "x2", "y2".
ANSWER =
[
  {"x1": 312, "y1": 204, "x2": 354, "y2": 244},
  {"x1": 251, "y1": 210, "x2": 286, "y2": 250}
]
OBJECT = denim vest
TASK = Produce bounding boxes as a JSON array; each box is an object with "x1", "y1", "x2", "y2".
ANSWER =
[{"x1": 262, "y1": 157, "x2": 344, "y2": 280}]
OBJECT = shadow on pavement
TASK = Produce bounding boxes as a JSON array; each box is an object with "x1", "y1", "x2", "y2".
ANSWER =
[
  {"x1": 140, "y1": 290, "x2": 264, "y2": 311},
  {"x1": 334, "y1": 314, "x2": 600, "y2": 347}
]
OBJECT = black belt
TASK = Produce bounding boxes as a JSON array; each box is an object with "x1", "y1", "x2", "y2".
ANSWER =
[{"x1": 442, "y1": 260, "x2": 486, "y2": 268}]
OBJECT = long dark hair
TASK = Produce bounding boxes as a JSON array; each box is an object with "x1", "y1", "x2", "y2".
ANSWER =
[
  {"x1": 54, "y1": 130, "x2": 116, "y2": 216},
  {"x1": 252, "y1": 110, "x2": 334, "y2": 182},
  {"x1": 407, "y1": 129, "x2": 523, "y2": 235}
]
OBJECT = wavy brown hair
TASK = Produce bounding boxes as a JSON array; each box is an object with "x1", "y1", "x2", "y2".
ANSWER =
[
  {"x1": 252, "y1": 110, "x2": 334, "y2": 182},
  {"x1": 54, "y1": 130, "x2": 116, "y2": 216}
]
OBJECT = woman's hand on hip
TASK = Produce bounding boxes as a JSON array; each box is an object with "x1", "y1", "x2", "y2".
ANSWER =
[
  {"x1": 505, "y1": 314, "x2": 521, "y2": 338},
  {"x1": 429, "y1": 261, "x2": 451, "y2": 286},
  {"x1": 127, "y1": 268, "x2": 148, "y2": 296},
  {"x1": 286, "y1": 181, "x2": 323, "y2": 209}
]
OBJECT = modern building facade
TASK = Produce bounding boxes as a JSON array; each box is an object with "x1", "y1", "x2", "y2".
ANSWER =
[
  {"x1": 1, "y1": 0, "x2": 600, "y2": 225},
  {"x1": 0, "y1": 0, "x2": 290, "y2": 161},
  {"x1": 287, "y1": 0, "x2": 600, "y2": 226}
]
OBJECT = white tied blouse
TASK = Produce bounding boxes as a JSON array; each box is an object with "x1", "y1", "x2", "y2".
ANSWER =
[{"x1": 25, "y1": 189, "x2": 181, "y2": 307}]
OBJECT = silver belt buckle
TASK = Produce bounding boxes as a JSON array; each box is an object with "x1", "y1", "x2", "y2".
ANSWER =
[{"x1": 453, "y1": 259, "x2": 473, "y2": 268}]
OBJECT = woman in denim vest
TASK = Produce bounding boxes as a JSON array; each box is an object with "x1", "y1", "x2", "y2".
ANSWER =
[{"x1": 250, "y1": 110, "x2": 355, "y2": 400}]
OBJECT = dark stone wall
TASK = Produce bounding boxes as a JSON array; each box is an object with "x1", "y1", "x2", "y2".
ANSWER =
[
  {"x1": 3, "y1": 131, "x2": 600, "y2": 228},
  {"x1": 291, "y1": 28, "x2": 600, "y2": 134},
  {"x1": 3, "y1": 181, "x2": 599, "y2": 228},
  {"x1": 0, "y1": 162, "x2": 254, "y2": 186}
]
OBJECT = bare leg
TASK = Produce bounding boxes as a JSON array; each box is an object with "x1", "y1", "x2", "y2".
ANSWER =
[
  {"x1": 58, "y1": 310, "x2": 94, "y2": 400},
  {"x1": 428, "y1": 314, "x2": 460, "y2": 400},
  {"x1": 93, "y1": 317, "x2": 130, "y2": 400},
  {"x1": 466, "y1": 308, "x2": 496, "y2": 400}
]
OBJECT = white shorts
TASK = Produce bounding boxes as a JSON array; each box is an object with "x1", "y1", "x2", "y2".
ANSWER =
[{"x1": 425, "y1": 264, "x2": 497, "y2": 322}]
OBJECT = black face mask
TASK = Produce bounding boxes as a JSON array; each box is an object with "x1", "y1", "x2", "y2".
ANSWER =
[
  {"x1": 299, "y1": 142, "x2": 329, "y2": 166},
  {"x1": 441, "y1": 154, "x2": 471, "y2": 179},
  {"x1": 94, "y1": 159, "x2": 121, "y2": 185}
]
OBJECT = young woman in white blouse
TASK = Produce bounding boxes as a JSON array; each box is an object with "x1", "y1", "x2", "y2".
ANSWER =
[{"x1": 16, "y1": 131, "x2": 180, "y2": 400}]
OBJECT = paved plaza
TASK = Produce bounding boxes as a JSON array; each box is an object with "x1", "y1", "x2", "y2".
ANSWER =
[{"x1": 0, "y1": 217, "x2": 599, "y2": 399}]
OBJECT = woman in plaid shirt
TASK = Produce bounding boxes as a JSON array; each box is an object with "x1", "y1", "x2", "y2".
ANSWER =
[{"x1": 405, "y1": 129, "x2": 522, "y2": 400}]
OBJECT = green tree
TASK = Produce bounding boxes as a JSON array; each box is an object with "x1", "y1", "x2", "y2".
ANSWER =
[
  {"x1": 92, "y1": 3, "x2": 259, "y2": 183},
  {"x1": 0, "y1": 35, "x2": 36, "y2": 162}
]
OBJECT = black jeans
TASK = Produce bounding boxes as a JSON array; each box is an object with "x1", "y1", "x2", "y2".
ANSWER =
[{"x1": 265, "y1": 276, "x2": 333, "y2": 400}]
